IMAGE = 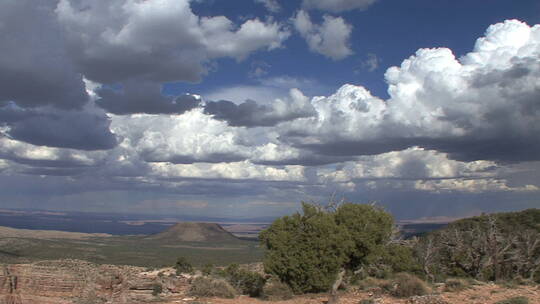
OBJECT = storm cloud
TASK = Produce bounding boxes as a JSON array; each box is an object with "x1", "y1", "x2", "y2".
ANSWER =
[
  {"x1": 0, "y1": 104, "x2": 117, "y2": 151},
  {"x1": 0, "y1": 0, "x2": 88, "y2": 109},
  {"x1": 96, "y1": 81, "x2": 202, "y2": 115}
]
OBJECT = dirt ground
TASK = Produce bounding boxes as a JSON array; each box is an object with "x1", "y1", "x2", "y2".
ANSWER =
[{"x1": 165, "y1": 283, "x2": 540, "y2": 304}]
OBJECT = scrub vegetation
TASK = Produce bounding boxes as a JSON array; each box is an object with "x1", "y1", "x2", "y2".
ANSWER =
[
  {"x1": 255, "y1": 203, "x2": 540, "y2": 303},
  {"x1": 1, "y1": 203, "x2": 538, "y2": 303}
]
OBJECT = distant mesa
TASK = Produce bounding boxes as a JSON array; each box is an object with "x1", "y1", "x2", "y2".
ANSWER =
[{"x1": 146, "y1": 222, "x2": 240, "y2": 242}]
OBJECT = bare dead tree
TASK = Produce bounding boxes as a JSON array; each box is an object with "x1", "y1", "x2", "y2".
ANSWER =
[
  {"x1": 416, "y1": 235, "x2": 436, "y2": 282},
  {"x1": 512, "y1": 229, "x2": 540, "y2": 280},
  {"x1": 482, "y1": 216, "x2": 517, "y2": 281}
]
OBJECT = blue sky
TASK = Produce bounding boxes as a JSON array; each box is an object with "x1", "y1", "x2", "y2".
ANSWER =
[
  {"x1": 167, "y1": 0, "x2": 540, "y2": 99},
  {"x1": 0, "y1": 0, "x2": 539, "y2": 220}
]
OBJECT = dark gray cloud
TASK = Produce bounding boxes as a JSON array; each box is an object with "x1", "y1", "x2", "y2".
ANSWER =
[
  {"x1": 0, "y1": 105, "x2": 117, "y2": 151},
  {"x1": 96, "y1": 81, "x2": 201, "y2": 115},
  {"x1": 0, "y1": 0, "x2": 88, "y2": 109},
  {"x1": 0, "y1": 1, "x2": 116, "y2": 152},
  {"x1": 0, "y1": 154, "x2": 96, "y2": 169},
  {"x1": 19, "y1": 167, "x2": 89, "y2": 177},
  {"x1": 286, "y1": 134, "x2": 540, "y2": 164},
  {"x1": 7, "y1": 112, "x2": 117, "y2": 151},
  {"x1": 285, "y1": 137, "x2": 413, "y2": 157},
  {"x1": 253, "y1": 151, "x2": 354, "y2": 166},
  {"x1": 204, "y1": 99, "x2": 315, "y2": 127},
  {"x1": 0, "y1": 104, "x2": 39, "y2": 123},
  {"x1": 203, "y1": 88, "x2": 316, "y2": 127},
  {"x1": 421, "y1": 136, "x2": 540, "y2": 163}
]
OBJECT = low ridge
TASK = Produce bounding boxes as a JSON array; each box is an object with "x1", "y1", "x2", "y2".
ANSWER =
[{"x1": 146, "y1": 222, "x2": 240, "y2": 243}]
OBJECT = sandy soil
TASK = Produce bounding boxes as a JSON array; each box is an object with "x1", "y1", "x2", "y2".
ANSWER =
[{"x1": 164, "y1": 283, "x2": 540, "y2": 304}]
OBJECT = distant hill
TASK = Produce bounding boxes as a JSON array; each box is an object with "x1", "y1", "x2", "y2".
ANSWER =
[
  {"x1": 146, "y1": 222, "x2": 240, "y2": 243},
  {"x1": 0, "y1": 222, "x2": 262, "y2": 267},
  {"x1": 442, "y1": 208, "x2": 540, "y2": 234}
]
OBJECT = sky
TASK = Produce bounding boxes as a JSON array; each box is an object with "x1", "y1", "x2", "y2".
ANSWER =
[{"x1": 0, "y1": 0, "x2": 539, "y2": 220}]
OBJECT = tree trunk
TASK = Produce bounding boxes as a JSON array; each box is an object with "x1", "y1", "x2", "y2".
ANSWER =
[{"x1": 327, "y1": 268, "x2": 345, "y2": 304}]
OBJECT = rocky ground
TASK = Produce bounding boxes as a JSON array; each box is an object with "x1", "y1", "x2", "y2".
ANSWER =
[
  {"x1": 183, "y1": 284, "x2": 539, "y2": 304},
  {"x1": 0, "y1": 260, "x2": 538, "y2": 304}
]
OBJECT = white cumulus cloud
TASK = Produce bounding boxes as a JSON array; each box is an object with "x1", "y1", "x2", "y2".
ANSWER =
[
  {"x1": 293, "y1": 10, "x2": 353, "y2": 60},
  {"x1": 281, "y1": 20, "x2": 540, "y2": 163},
  {"x1": 110, "y1": 109, "x2": 251, "y2": 164},
  {"x1": 56, "y1": 0, "x2": 290, "y2": 84}
]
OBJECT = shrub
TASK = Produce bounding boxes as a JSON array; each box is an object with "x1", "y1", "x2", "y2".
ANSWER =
[
  {"x1": 175, "y1": 256, "x2": 193, "y2": 275},
  {"x1": 188, "y1": 277, "x2": 237, "y2": 299},
  {"x1": 152, "y1": 283, "x2": 163, "y2": 296},
  {"x1": 260, "y1": 278, "x2": 294, "y2": 301},
  {"x1": 222, "y1": 263, "x2": 266, "y2": 297},
  {"x1": 443, "y1": 278, "x2": 469, "y2": 292},
  {"x1": 390, "y1": 273, "x2": 430, "y2": 298},
  {"x1": 364, "y1": 264, "x2": 393, "y2": 279},
  {"x1": 495, "y1": 297, "x2": 529, "y2": 304},
  {"x1": 260, "y1": 202, "x2": 393, "y2": 294},
  {"x1": 224, "y1": 263, "x2": 240, "y2": 275},
  {"x1": 201, "y1": 263, "x2": 214, "y2": 276},
  {"x1": 379, "y1": 244, "x2": 422, "y2": 274}
]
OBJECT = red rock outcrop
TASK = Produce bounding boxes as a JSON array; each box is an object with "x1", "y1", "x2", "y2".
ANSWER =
[{"x1": 0, "y1": 260, "x2": 189, "y2": 304}]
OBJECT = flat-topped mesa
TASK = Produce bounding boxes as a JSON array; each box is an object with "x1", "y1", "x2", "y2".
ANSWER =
[{"x1": 146, "y1": 222, "x2": 240, "y2": 243}]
